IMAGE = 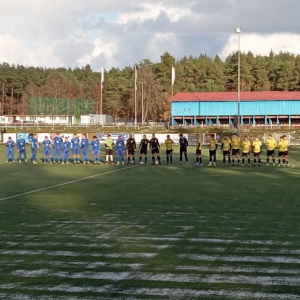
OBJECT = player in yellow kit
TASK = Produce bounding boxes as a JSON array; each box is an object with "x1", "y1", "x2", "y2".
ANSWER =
[
  {"x1": 165, "y1": 135, "x2": 174, "y2": 165},
  {"x1": 208, "y1": 134, "x2": 217, "y2": 166},
  {"x1": 241, "y1": 136, "x2": 252, "y2": 166},
  {"x1": 277, "y1": 135, "x2": 290, "y2": 167},
  {"x1": 283, "y1": 135, "x2": 290, "y2": 166},
  {"x1": 221, "y1": 135, "x2": 231, "y2": 166},
  {"x1": 195, "y1": 134, "x2": 202, "y2": 167},
  {"x1": 265, "y1": 134, "x2": 277, "y2": 166},
  {"x1": 252, "y1": 137, "x2": 262, "y2": 166},
  {"x1": 231, "y1": 133, "x2": 241, "y2": 166}
]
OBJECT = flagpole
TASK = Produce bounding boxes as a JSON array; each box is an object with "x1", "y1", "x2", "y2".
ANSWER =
[
  {"x1": 134, "y1": 65, "x2": 137, "y2": 125},
  {"x1": 171, "y1": 65, "x2": 174, "y2": 97},
  {"x1": 100, "y1": 68, "x2": 103, "y2": 116},
  {"x1": 171, "y1": 65, "x2": 175, "y2": 125},
  {"x1": 100, "y1": 81, "x2": 102, "y2": 115}
]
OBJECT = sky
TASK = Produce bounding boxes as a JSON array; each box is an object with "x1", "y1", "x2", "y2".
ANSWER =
[{"x1": 0, "y1": 0, "x2": 299, "y2": 71}]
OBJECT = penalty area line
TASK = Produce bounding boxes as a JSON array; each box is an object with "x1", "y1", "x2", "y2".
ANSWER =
[{"x1": 0, "y1": 165, "x2": 138, "y2": 201}]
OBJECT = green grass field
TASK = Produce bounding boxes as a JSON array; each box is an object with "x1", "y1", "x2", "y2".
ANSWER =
[{"x1": 0, "y1": 145, "x2": 300, "y2": 299}]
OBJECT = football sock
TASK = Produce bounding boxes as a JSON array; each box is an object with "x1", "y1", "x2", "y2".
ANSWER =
[
  {"x1": 106, "y1": 155, "x2": 109, "y2": 162},
  {"x1": 157, "y1": 156, "x2": 160, "y2": 162},
  {"x1": 228, "y1": 157, "x2": 231, "y2": 164},
  {"x1": 267, "y1": 158, "x2": 269, "y2": 163},
  {"x1": 278, "y1": 159, "x2": 281, "y2": 164},
  {"x1": 242, "y1": 158, "x2": 244, "y2": 164},
  {"x1": 286, "y1": 160, "x2": 289, "y2": 164},
  {"x1": 232, "y1": 159, "x2": 234, "y2": 164},
  {"x1": 200, "y1": 157, "x2": 202, "y2": 163},
  {"x1": 248, "y1": 158, "x2": 250, "y2": 164},
  {"x1": 139, "y1": 156, "x2": 142, "y2": 162},
  {"x1": 145, "y1": 157, "x2": 147, "y2": 163},
  {"x1": 167, "y1": 156, "x2": 169, "y2": 164},
  {"x1": 110, "y1": 155, "x2": 113, "y2": 162},
  {"x1": 258, "y1": 158, "x2": 261, "y2": 164},
  {"x1": 223, "y1": 157, "x2": 225, "y2": 163},
  {"x1": 170, "y1": 156, "x2": 172, "y2": 164},
  {"x1": 152, "y1": 157, "x2": 155, "y2": 162},
  {"x1": 254, "y1": 159, "x2": 256, "y2": 164},
  {"x1": 238, "y1": 159, "x2": 240, "y2": 164}
]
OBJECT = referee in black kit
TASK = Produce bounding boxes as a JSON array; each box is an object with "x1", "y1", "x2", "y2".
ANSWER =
[{"x1": 179, "y1": 133, "x2": 188, "y2": 165}]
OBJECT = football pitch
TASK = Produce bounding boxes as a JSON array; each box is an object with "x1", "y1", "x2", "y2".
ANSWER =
[{"x1": 0, "y1": 145, "x2": 300, "y2": 299}]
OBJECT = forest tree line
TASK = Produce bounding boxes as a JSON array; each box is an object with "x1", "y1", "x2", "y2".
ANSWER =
[{"x1": 0, "y1": 50, "x2": 300, "y2": 121}]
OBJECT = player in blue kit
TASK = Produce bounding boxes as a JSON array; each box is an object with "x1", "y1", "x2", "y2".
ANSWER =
[
  {"x1": 91, "y1": 136, "x2": 101, "y2": 164},
  {"x1": 81, "y1": 134, "x2": 90, "y2": 164},
  {"x1": 53, "y1": 133, "x2": 63, "y2": 163},
  {"x1": 17, "y1": 135, "x2": 27, "y2": 164},
  {"x1": 71, "y1": 133, "x2": 81, "y2": 164},
  {"x1": 115, "y1": 135, "x2": 125, "y2": 165},
  {"x1": 5, "y1": 136, "x2": 15, "y2": 163},
  {"x1": 62, "y1": 137, "x2": 71, "y2": 164},
  {"x1": 31, "y1": 134, "x2": 39, "y2": 164},
  {"x1": 42, "y1": 136, "x2": 52, "y2": 163}
]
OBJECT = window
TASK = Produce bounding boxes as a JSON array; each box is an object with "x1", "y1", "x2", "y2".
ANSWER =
[
  {"x1": 20, "y1": 116, "x2": 26, "y2": 121},
  {"x1": 50, "y1": 116, "x2": 57, "y2": 121},
  {"x1": 30, "y1": 116, "x2": 36, "y2": 121},
  {"x1": 0, "y1": 117, "x2": 5, "y2": 122},
  {"x1": 60, "y1": 117, "x2": 66, "y2": 121}
]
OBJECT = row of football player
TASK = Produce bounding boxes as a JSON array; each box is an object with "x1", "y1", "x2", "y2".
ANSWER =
[
  {"x1": 4, "y1": 132, "x2": 290, "y2": 167},
  {"x1": 206, "y1": 133, "x2": 290, "y2": 167},
  {"x1": 4, "y1": 133, "x2": 189, "y2": 165}
]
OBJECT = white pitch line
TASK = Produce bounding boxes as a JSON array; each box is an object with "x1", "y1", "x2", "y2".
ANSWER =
[
  {"x1": 0, "y1": 165, "x2": 138, "y2": 201},
  {"x1": 288, "y1": 163, "x2": 295, "y2": 169},
  {"x1": 279, "y1": 163, "x2": 296, "y2": 171}
]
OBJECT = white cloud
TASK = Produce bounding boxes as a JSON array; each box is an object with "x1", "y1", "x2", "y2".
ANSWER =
[
  {"x1": 117, "y1": 3, "x2": 191, "y2": 24},
  {"x1": 0, "y1": 34, "x2": 61, "y2": 67},
  {"x1": 220, "y1": 33, "x2": 300, "y2": 58},
  {"x1": 0, "y1": 1, "x2": 300, "y2": 70},
  {"x1": 148, "y1": 33, "x2": 177, "y2": 58},
  {"x1": 77, "y1": 38, "x2": 118, "y2": 68}
]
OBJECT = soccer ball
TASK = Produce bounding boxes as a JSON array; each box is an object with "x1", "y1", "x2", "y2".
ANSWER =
[
  {"x1": 155, "y1": 161, "x2": 159, "y2": 165},
  {"x1": 139, "y1": 161, "x2": 144, "y2": 165}
]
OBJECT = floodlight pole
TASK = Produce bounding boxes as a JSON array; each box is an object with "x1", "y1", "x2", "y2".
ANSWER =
[
  {"x1": 138, "y1": 82, "x2": 146, "y2": 124},
  {"x1": 235, "y1": 27, "x2": 242, "y2": 137}
]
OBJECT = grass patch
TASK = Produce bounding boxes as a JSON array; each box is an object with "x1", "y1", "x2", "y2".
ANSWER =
[{"x1": 0, "y1": 145, "x2": 299, "y2": 299}]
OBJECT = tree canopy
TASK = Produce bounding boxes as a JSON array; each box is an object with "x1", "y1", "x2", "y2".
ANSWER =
[{"x1": 1, "y1": 50, "x2": 300, "y2": 120}]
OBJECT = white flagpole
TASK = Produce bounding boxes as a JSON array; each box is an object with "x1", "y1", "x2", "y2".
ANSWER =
[
  {"x1": 134, "y1": 65, "x2": 137, "y2": 125},
  {"x1": 171, "y1": 65, "x2": 175, "y2": 96},
  {"x1": 100, "y1": 67, "x2": 104, "y2": 116}
]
